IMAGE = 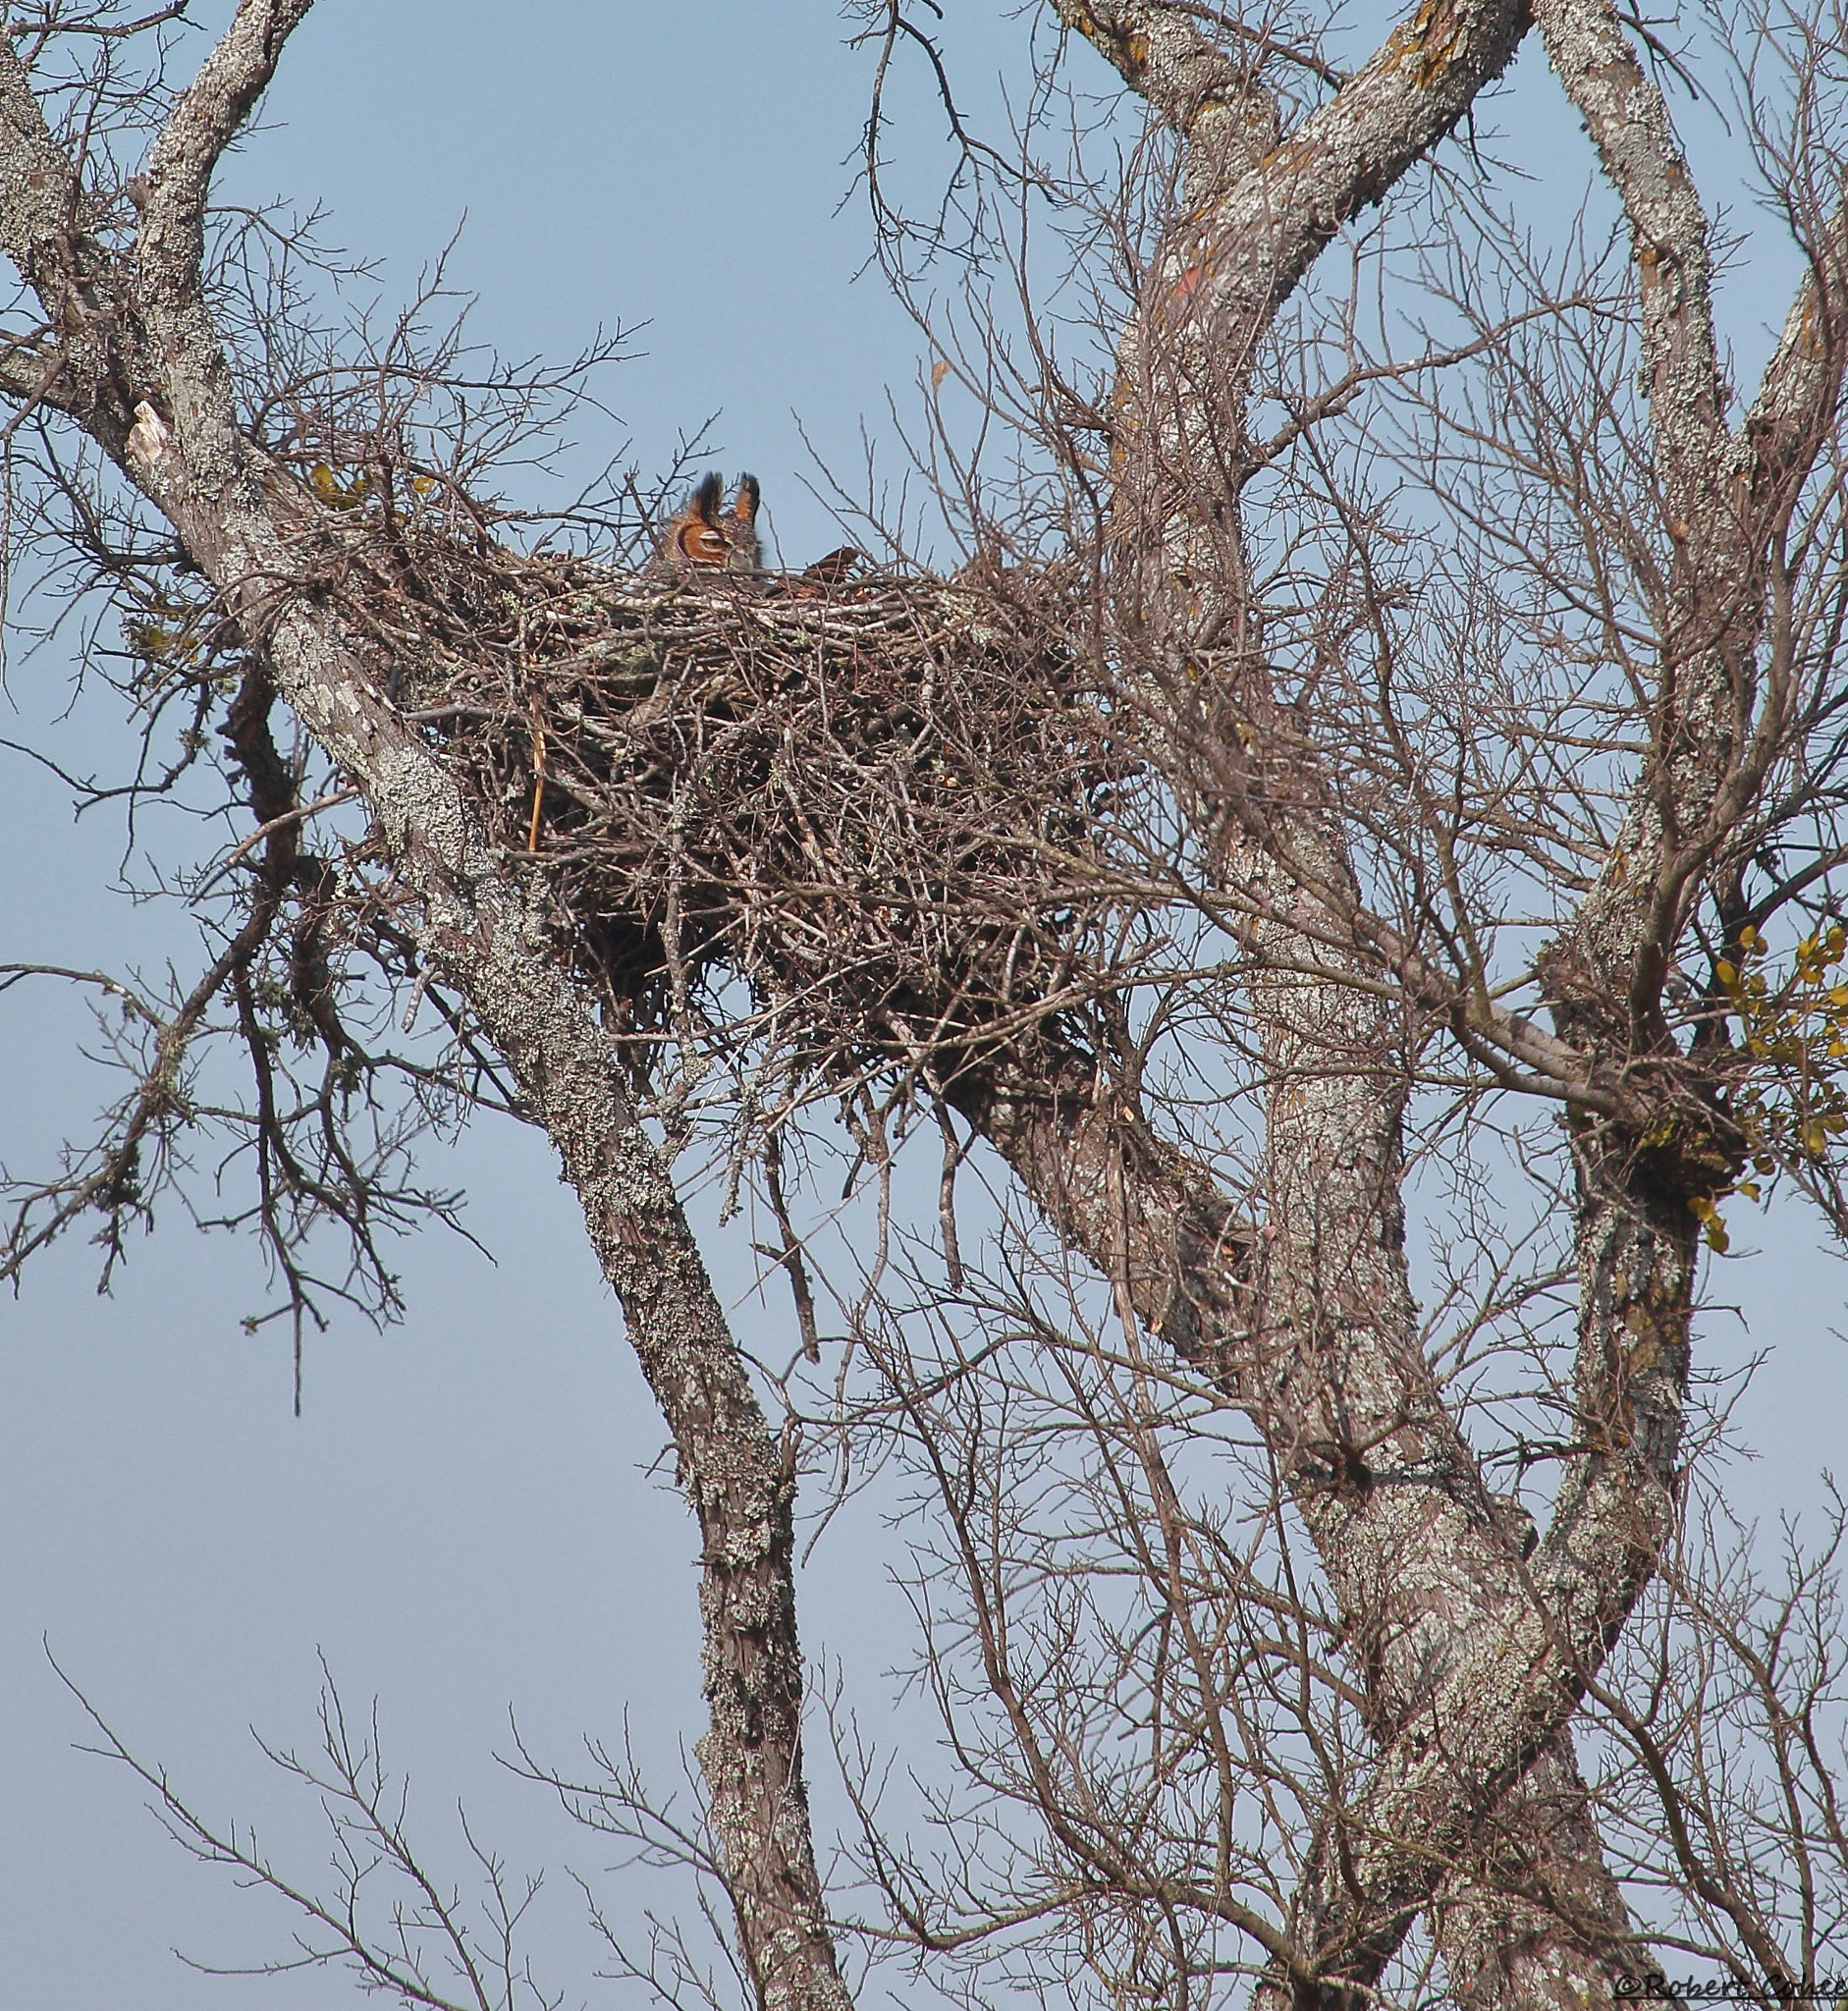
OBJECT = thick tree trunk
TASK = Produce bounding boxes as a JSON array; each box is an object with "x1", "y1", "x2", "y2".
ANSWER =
[
  {"x1": 1049, "y1": 5, "x2": 1678, "y2": 2004},
  {"x1": 1435, "y1": 1736, "x2": 1638, "y2": 2011},
  {"x1": 0, "y1": 18, "x2": 856, "y2": 2011}
]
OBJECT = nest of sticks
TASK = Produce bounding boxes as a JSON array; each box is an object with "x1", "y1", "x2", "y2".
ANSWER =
[{"x1": 336, "y1": 518, "x2": 1135, "y2": 1096}]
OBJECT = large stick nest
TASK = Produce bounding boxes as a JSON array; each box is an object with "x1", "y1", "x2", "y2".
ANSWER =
[{"x1": 332, "y1": 519, "x2": 1138, "y2": 1094}]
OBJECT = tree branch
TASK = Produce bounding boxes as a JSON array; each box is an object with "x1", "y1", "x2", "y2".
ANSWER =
[{"x1": 0, "y1": 27, "x2": 856, "y2": 2011}]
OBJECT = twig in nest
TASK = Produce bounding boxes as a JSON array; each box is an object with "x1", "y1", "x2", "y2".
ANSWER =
[{"x1": 526, "y1": 725, "x2": 546, "y2": 853}]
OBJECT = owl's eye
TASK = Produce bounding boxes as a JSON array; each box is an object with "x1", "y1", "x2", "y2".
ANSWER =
[{"x1": 679, "y1": 524, "x2": 729, "y2": 563}]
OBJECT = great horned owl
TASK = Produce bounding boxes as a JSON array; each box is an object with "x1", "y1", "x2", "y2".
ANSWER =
[{"x1": 655, "y1": 472, "x2": 762, "y2": 573}]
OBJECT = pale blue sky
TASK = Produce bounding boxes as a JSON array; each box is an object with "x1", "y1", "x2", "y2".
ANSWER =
[{"x1": 1, "y1": 7, "x2": 1842, "y2": 2008}]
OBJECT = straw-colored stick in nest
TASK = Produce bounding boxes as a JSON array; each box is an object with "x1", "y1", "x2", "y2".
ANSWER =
[{"x1": 527, "y1": 726, "x2": 546, "y2": 853}]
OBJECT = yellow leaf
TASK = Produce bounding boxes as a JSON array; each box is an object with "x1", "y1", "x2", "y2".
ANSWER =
[
  {"x1": 127, "y1": 620, "x2": 173, "y2": 660},
  {"x1": 1714, "y1": 959, "x2": 1737, "y2": 990},
  {"x1": 308, "y1": 461, "x2": 364, "y2": 509}
]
